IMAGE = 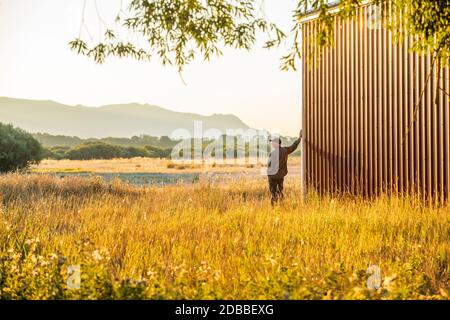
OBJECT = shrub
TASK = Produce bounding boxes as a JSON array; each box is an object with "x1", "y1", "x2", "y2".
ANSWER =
[
  {"x1": 0, "y1": 123, "x2": 43, "y2": 172},
  {"x1": 120, "y1": 146, "x2": 150, "y2": 158},
  {"x1": 65, "y1": 142, "x2": 123, "y2": 160},
  {"x1": 43, "y1": 146, "x2": 71, "y2": 160},
  {"x1": 60, "y1": 143, "x2": 169, "y2": 160},
  {"x1": 144, "y1": 145, "x2": 171, "y2": 158}
]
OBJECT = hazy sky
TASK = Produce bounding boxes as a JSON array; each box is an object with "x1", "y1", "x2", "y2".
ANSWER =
[{"x1": 0, "y1": 0, "x2": 302, "y2": 136}]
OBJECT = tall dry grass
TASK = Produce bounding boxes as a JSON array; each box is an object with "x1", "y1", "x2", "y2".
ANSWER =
[{"x1": 0, "y1": 173, "x2": 449, "y2": 299}]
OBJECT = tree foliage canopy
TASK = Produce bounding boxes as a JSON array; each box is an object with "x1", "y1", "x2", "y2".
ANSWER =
[
  {"x1": 70, "y1": 0, "x2": 450, "y2": 71},
  {"x1": 65, "y1": 142, "x2": 143, "y2": 160},
  {"x1": 310, "y1": 0, "x2": 450, "y2": 64},
  {"x1": 70, "y1": 0, "x2": 285, "y2": 72},
  {"x1": 0, "y1": 123, "x2": 43, "y2": 173}
]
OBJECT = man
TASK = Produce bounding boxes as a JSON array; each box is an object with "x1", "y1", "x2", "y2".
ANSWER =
[{"x1": 267, "y1": 130, "x2": 303, "y2": 206}]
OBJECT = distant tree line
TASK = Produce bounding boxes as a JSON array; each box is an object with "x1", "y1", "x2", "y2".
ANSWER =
[
  {"x1": 33, "y1": 133, "x2": 180, "y2": 149},
  {"x1": 43, "y1": 142, "x2": 172, "y2": 160},
  {"x1": 0, "y1": 126, "x2": 301, "y2": 173},
  {"x1": 39, "y1": 134, "x2": 301, "y2": 161}
]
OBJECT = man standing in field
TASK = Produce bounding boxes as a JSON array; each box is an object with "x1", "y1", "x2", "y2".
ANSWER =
[{"x1": 267, "y1": 130, "x2": 302, "y2": 206}]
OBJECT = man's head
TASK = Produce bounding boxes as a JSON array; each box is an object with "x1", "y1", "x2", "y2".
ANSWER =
[{"x1": 269, "y1": 137, "x2": 281, "y2": 149}]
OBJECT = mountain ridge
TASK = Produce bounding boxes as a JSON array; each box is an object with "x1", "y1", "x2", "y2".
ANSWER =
[{"x1": 0, "y1": 97, "x2": 250, "y2": 139}]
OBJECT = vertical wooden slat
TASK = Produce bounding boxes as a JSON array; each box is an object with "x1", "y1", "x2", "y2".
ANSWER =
[
  {"x1": 444, "y1": 65, "x2": 448, "y2": 203},
  {"x1": 414, "y1": 48, "x2": 421, "y2": 197},
  {"x1": 401, "y1": 35, "x2": 408, "y2": 194},
  {"x1": 419, "y1": 54, "x2": 426, "y2": 199},
  {"x1": 368, "y1": 6, "x2": 374, "y2": 197},
  {"x1": 303, "y1": 23, "x2": 308, "y2": 189},
  {"x1": 432, "y1": 56, "x2": 438, "y2": 203},
  {"x1": 437, "y1": 63, "x2": 444, "y2": 202},
  {"x1": 312, "y1": 21, "x2": 317, "y2": 191},
  {"x1": 381, "y1": 17, "x2": 387, "y2": 193},
  {"x1": 426, "y1": 54, "x2": 433, "y2": 201},
  {"x1": 345, "y1": 18, "x2": 349, "y2": 194},
  {"x1": 308, "y1": 21, "x2": 312, "y2": 190},
  {"x1": 307, "y1": 21, "x2": 312, "y2": 190},
  {"x1": 352, "y1": 14, "x2": 358, "y2": 194},
  {"x1": 409, "y1": 37, "x2": 415, "y2": 196},
  {"x1": 403, "y1": 38, "x2": 414, "y2": 195},
  {"x1": 324, "y1": 44, "x2": 329, "y2": 194},
  {"x1": 396, "y1": 34, "x2": 402, "y2": 193},
  {"x1": 363, "y1": 6, "x2": 369, "y2": 197},
  {"x1": 356, "y1": 12, "x2": 362, "y2": 195},
  {"x1": 431, "y1": 54, "x2": 437, "y2": 203},
  {"x1": 326, "y1": 42, "x2": 331, "y2": 194},
  {"x1": 377, "y1": 21, "x2": 383, "y2": 196},
  {"x1": 391, "y1": 25, "x2": 398, "y2": 192},
  {"x1": 338, "y1": 17, "x2": 343, "y2": 193},
  {"x1": 317, "y1": 38, "x2": 322, "y2": 194},
  {"x1": 331, "y1": 18, "x2": 337, "y2": 194},
  {"x1": 387, "y1": 18, "x2": 393, "y2": 194}
]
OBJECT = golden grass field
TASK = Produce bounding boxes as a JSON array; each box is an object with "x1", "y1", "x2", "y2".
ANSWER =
[
  {"x1": 0, "y1": 158, "x2": 449, "y2": 299},
  {"x1": 32, "y1": 157, "x2": 292, "y2": 173}
]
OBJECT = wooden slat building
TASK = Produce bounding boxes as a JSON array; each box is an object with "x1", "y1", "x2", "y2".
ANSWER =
[{"x1": 301, "y1": 2, "x2": 450, "y2": 201}]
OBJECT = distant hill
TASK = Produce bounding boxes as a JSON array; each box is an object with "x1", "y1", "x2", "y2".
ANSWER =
[{"x1": 0, "y1": 97, "x2": 250, "y2": 138}]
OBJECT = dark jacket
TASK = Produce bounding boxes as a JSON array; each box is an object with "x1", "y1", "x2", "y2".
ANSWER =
[{"x1": 267, "y1": 138, "x2": 301, "y2": 179}]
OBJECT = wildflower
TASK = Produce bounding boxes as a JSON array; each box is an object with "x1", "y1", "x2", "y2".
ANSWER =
[
  {"x1": 348, "y1": 273, "x2": 359, "y2": 283},
  {"x1": 439, "y1": 288, "x2": 449, "y2": 297},
  {"x1": 25, "y1": 237, "x2": 40, "y2": 247},
  {"x1": 11, "y1": 252, "x2": 21, "y2": 260},
  {"x1": 92, "y1": 250, "x2": 102, "y2": 262},
  {"x1": 266, "y1": 255, "x2": 277, "y2": 266},
  {"x1": 214, "y1": 270, "x2": 222, "y2": 281},
  {"x1": 39, "y1": 260, "x2": 50, "y2": 267},
  {"x1": 383, "y1": 274, "x2": 397, "y2": 290},
  {"x1": 274, "y1": 217, "x2": 280, "y2": 226}
]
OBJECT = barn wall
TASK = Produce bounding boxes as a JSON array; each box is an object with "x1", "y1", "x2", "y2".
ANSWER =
[{"x1": 301, "y1": 3, "x2": 450, "y2": 201}]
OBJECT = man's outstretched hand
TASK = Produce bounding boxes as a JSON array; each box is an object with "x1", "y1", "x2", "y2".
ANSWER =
[{"x1": 299, "y1": 129, "x2": 303, "y2": 141}]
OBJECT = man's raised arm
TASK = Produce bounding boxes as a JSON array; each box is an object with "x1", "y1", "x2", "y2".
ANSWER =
[{"x1": 286, "y1": 130, "x2": 303, "y2": 154}]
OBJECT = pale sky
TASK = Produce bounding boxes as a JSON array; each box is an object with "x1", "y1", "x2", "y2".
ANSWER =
[{"x1": 0, "y1": 0, "x2": 302, "y2": 136}]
